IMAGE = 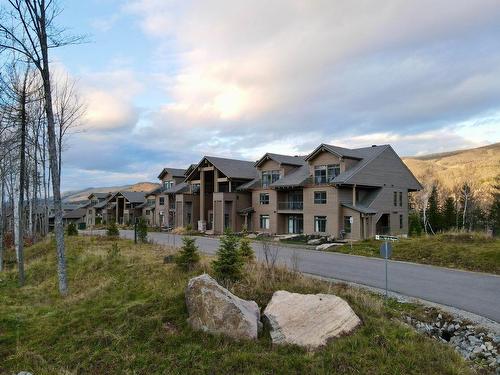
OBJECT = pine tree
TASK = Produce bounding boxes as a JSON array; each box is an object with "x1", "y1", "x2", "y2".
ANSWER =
[
  {"x1": 66, "y1": 222, "x2": 78, "y2": 236},
  {"x1": 427, "y1": 185, "x2": 441, "y2": 234},
  {"x1": 212, "y1": 230, "x2": 243, "y2": 282},
  {"x1": 107, "y1": 221, "x2": 119, "y2": 237},
  {"x1": 136, "y1": 217, "x2": 148, "y2": 243},
  {"x1": 489, "y1": 176, "x2": 500, "y2": 237},
  {"x1": 239, "y1": 236, "x2": 255, "y2": 262},
  {"x1": 441, "y1": 196, "x2": 456, "y2": 231},
  {"x1": 176, "y1": 236, "x2": 200, "y2": 271},
  {"x1": 408, "y1": 211, "x2": 422, "y2": 236}
]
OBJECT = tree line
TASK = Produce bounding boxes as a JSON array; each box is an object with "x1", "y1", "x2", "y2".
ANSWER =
[
  {"x1": 409, "y1": 177, "x2": 500, "y2": 236},
  {"x1": 0, "y1": 0, "x2": 84, "y2": 294}
]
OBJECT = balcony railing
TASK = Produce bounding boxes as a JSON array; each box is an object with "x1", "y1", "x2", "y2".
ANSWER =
[{"x1": 278, "y1": 201, "x2": 303, "y2": 210}]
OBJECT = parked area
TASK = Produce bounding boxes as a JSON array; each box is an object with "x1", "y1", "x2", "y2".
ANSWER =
[{"x1": 0, "y1": 236, "x2": 478, "y2": 374}]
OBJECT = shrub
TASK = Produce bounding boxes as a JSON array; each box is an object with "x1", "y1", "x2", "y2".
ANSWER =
[
  {"x1": 66, "y1": 222, "x2": 78, "y2": 236},
  {"x1": 107, "y1": 221, "x2": 119, "y2": 237},
  {"x1": 239, "y1": 236, "x2": 254, "y2": 262},
  {"x1": 212, "y1": 230, "x2": 243, "y2": 283},
  {"x1": 136, "y1": 218, "x2": 148, "y2": 243},
  {"x1": 408, "y1": 211, "x2": 422, "y2": 237},
  {"x1": 175, "y1": 236, "x2": 200, "y2": 271},
  {"x1": 186, "y1": 224, "x2": 193, "y2": 232},
  {"x1": 108, "y1": 242, "x2": 121, "y2": 259}
]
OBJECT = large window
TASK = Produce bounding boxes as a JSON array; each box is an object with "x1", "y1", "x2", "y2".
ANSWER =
[
  {"x1": 259, "y1": 193, "x2": 270, "y2": 205},
  {"x1": 163, "y1": 180, "x2": 174, "y2": 189},
  {"x1": 314, "y1": 216, "x2": 327, "y2": 232},
  {"x1": 314, "y1": 164, "x2": 340, "y2": 184},
  {"x1": 147, "y1": 198, "x2": 155, "y2": 205},
  {"x1": 159, "y1": 197, "x2": 165, "y2": 205},
  {"x1": 260, "y1": 214, "x2": 270, "y2": 229},
  {"x1": 399, "y1": 191, "x2": 403, "y2": 207},
  {"x1": 314, "y1": 191, "x2": 327, "y2": 204},
  {"x1": 262, "y1": 170, "x2": 281, "y2": 188},
  {"x1": 343, "y1": 216, "x2": 352, "y2": 234}
]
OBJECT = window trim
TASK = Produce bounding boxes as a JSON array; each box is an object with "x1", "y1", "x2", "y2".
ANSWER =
[
  {"x1": 343, "y1": 215, "x2": 352, "y2": 234},
  {"x1": 393, "y1": 191, "x2": 397, "y2": 207},
  {"x1": 314, "y1": 164, "x2": 340, "y2": 184},
  {"x1": 399, "y1": 191, "x2": 403, "y2": 207},
  {"x1": 260, "y1": 214, "x2": 270, "y2": 230},
  {"x1": 259, "y1": 192, "x2": 270, "y2": 205},
  {"x1": 313, "y1": 191, "x2": 327, "y2": 204}
]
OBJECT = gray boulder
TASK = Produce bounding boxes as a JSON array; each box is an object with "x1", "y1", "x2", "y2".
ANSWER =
[
  {"x1": 185, "y1": 274, "x2": 261, "y2": 340},
  {"x1": 263, "y1": 290, "x2": 361, "y2": 349},
  {"x1": 307, "y1": 238, "x2": 323, "y2": 245}
]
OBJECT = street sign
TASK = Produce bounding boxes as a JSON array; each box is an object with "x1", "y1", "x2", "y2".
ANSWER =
[
  {"x1": 380, "y1": 241, "x2": 392, "y2": 259},
  {"x1": 380, "y1": 241, "x2": 392, "y2": 299}
]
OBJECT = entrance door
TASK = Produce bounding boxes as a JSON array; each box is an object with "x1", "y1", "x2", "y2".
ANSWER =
[{"x1": 288, "y1": 215, "x2": 303, "y2": 234}]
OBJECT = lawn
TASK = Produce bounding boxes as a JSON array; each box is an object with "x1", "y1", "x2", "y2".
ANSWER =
[
  {"x1": 0, "y1": 236, "x2": 474, "y2": 374},
  {"x1": 331, "y1": 233, "x2": 500, "y2": 274}
]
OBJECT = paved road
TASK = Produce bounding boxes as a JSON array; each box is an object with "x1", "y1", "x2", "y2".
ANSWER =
[{"x1": 87, "y1": 229, "x2": 500, "y2": 322}]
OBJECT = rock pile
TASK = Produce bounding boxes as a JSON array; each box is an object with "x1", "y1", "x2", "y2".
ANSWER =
[{"x1": 404, "y1": 314, "x2": 499, "y2": 371}]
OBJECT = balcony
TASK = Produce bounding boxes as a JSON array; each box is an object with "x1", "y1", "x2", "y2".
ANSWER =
[{"x1": 278, "y1": 201, "x2": 303, "y2": 211}]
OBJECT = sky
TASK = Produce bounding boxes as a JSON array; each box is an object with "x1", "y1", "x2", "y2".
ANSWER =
[{"x1": 43, "y1": 0, "x2": 500, "y2": 191}]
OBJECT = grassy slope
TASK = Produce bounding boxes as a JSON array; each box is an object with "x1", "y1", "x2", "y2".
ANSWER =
[
  {"x1": 332, "y1": 234, "x2": 500, "y2": 274},
  {"x1": 0, "y1": 236, "x2": 472, "y2": 375}
]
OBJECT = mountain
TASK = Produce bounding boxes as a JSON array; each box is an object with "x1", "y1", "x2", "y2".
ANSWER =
[
  {"x1": 62, "y1": 182, "x2": 160, "y2": 202},
  {"x1": 403, "y1": 143, "x2": 499, "y2": 204}
]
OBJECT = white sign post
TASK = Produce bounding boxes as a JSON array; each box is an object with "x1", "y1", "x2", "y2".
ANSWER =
[{"x1": 380, "y1": 241, "x2": 392, "y2": 299}]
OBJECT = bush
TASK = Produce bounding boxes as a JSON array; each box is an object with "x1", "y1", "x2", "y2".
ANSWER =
[
  {"x1": 409, "y1": 211, "x2": 422, "y2": 237},
  {"x1": 175, "y1": 236, "x2": 200, "y2": 271},
  {"x1": 212, "y1": 230, "x2": 243, "y2": 283},
  {"x1": 136, "y1": 218, "x2": 148, "y2": 243},
  {"x1": 107, "y1": 221, "x2": 119, "y2": 237},
  {"x1": 239, "y1": 236, "x2": 254, "y2": 262},
  {"x1": 66, "y1": 222, "x2": 78, "y2": 236}
]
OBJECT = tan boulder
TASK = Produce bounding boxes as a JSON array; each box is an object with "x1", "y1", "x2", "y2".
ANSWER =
[
  {"x1": 263, "y1": 290, "x2": 361, "y2": 349},
  {"x1": 185, "y1": 274, "x2": 261, "y2": 340}
]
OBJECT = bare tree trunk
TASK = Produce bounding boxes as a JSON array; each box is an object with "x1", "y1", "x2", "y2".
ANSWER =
[{"x1": 0, "y1": 173, "x2": 4, "y2": 272}]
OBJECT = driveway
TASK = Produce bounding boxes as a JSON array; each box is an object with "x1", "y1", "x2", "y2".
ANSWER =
[{"x1": 86, "y1": 229, "x2": 500, "y2": 323}]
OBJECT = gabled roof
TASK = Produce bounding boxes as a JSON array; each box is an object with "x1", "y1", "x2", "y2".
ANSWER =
[
  {"x1": 331, "y1": 145, "x2": 389, "y2": 184},
  {"x1": 187, "y1": 156, "x2": 258, "y2": 181},
  {"x1": 270, "y1": 164, "x2": 311, "y2": 188},
  {"x1": 254, "y1": 153, "x2": 306, "y2": 168},
  {"x1": 341, "y1": 203, "x2": 378, "y2": 214},
  {"x1": 305, "y1": 143, "x2": 364, "y2": 161},
  {"x1": 164, "y1": 182, "x2": 189, "y2": 194},
  {"x1": 88, "y1": 192, "x2": 109, "y2": 200},
  {"x1": 184, "y1": 164, "x2": 197, "y2": 177},
  {"x1": 157, "y1": 167, "x2": 187, "y2": 180},
  {"x1": 63, "y1": 208, "x2": 87, "y2": 219},
  {"x1": 110, "y1": 191, "x2": 146, "y2": 203}
]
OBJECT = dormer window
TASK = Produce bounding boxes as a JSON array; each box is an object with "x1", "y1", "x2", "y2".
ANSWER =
[
  {"x1": 314, "y1": 164, "x2": 340, "y2": 184},
  {"x1": 262, "y1": 170, "x2": 281, "y2": 188},
  {"x1": 163, "y1": 180, "x2": 174, "y2": 189}
]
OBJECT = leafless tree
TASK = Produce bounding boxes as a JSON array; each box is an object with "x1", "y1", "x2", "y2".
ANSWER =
[{"x1": 0, "y1": 0, "x2": 84, "y2": 294}]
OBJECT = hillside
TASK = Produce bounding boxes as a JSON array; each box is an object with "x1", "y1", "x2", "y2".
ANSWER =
[
  {"x1": 403, "y1": 143, "x2": 499, "y2": 204},
  {"x1": 63, "y1": 182, "x2": 160, "y2": 202}
]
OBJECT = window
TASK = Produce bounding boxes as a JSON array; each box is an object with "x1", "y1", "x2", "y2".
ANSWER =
[
  {"x1": 146, "y1": 210, "x2": 150, "y2": 215},
  {"x1": 314, "y1": 191, "x2": 327, "y2": 204},
  {"x1": 262, "y1": 170, "x2": 281, "y2": 188},
  {"x1": 163, "y1": 180, "x2": 174, "y2": 189},
  {"x1": 314, "y1": 216, "x2": 327, "y2": 232},
  {"x1": 399, "y1": 214, "x2": 403, "y2": 229},
  {"x1": 393, "y1": 191, "x2": 397, "y2": 206},
  {"x1": 314, "y1": 164, "x2": 340, "y2": 184},
  {"x1": 399, "y1": 191, "x2": 403, "y2": 207},
  {"x1": 259, "y1": 193, "x2": 270, "y2": 205},
  {"x1": 343, "y1": 216, "x2": 352, "y2": 234},
  {"x1": 159, "y1": 197, "x2": 165, "y2": 205},
  {"x1": 260, "y1": 214, "x2": 270, "y2": 229},
  {"x1": 147, "y1": 198, "x2": 155, "y2": 205}
]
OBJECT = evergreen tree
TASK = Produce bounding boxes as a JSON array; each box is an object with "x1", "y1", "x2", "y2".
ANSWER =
[
  {"x1": 408, "y1": 211, "x2": 422, "y2": 236},
  {"x1": 441, "y1": 196, "x2": 456, "y2": 231},
  {"x1": 427, "y1": 185, "x2": 441, "y2": 233},
  {"x1": 239, "y1": 236, "x2": 255, "y2": 262},
  {"x1": 212, "y1": 230, "x2": 243, "y2": 282},
  {"x1": 136, "y1": 217, "x2": 148, "y2": 243},
  {"x1": 176, "y1": 236, "x2": 200, "y2": 271},
  {"x1": 489, "y1": 177, "x2": 500, "y2": 237},
  {"x1": 66, "y1": 222, "x2": 78, "y2": 236},
  {"x1": 107, "y1": 221, "x2": 119, "y2": 237}
]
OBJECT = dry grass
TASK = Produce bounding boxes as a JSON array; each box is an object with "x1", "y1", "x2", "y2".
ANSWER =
[{"x1": 0, "y1": 236, "x2": 474, "y2": 375}]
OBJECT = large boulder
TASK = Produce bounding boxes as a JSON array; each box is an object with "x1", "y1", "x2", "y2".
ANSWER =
[
  {"x1": 263, "y1": 291, "x2": 361, "y2": 349},
  {"x1": 185, "y1": 274, "x2": 261, "y2": 340}
]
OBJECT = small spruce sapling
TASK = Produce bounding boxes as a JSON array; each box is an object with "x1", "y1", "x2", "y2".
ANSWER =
[
  {"x1": 212, "y1": 229, "x2": 244, "y2": 282},
  {"x1": 137, "y1": 217, "x2": 148, "y2": 243},
  {"x1": 107, "y1": 221, "x2": 119, "y2": 237},
  {"x1": 239, "y1": 236, "x2": 254, "y2": 262},
  {"x1": 176, "y1": 236, "x2": 200, "y2": 271},
  {"x1": 66, "y1": 222, "x2": 78, "y2": 236}
]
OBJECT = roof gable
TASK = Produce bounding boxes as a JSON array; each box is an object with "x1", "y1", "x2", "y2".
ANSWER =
[
  {"x1": 158, "y1": 167, "x2": 187, "y2": 180},
  {"x1": 254, "y1": 153, "x2": 306, "y2": 168},
  {"x1": 186, "y1": 156, "x2": 258, "y2": 181},
  {"x1": 305, "y1": 143, "x2": 363, "y2": 162}
]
